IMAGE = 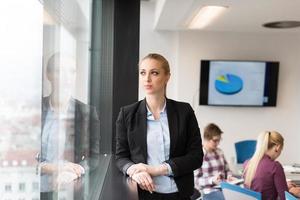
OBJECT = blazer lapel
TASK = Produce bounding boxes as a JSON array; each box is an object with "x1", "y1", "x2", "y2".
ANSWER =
[
  {"x1": 166, "y1": 99, "x2": 178, "y2": 158},
  {"x1": 41, "y1": 96, "x2": 50, "y2": 131},
  {"x1": 136, "y1": 99, "x2": 148, "y2": 162}
]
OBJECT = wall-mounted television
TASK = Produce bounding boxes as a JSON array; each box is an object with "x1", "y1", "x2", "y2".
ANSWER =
[{"x1": 199, "y1": 60, "x2": 279, "y2": 106}]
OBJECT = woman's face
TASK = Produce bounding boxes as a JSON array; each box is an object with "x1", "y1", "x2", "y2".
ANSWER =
[
  {"x1": 47, "y1": 57, "x2": 76, "y2": 93},
  {"x1": 139, "y1": 58, "x2": 170, "y2": 96},
  {"x1": 273, "y1": 144, "x2": 283, "y2": 159}
]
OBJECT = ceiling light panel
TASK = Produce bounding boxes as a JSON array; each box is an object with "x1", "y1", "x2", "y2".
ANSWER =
[{"x1": 188, "y1": 5, "x2": 227, "y2": 29}]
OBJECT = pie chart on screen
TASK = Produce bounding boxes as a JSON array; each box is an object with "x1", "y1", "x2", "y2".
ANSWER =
[{"x1": 215, "y1": 74, "x2": 243, "y2": 95}]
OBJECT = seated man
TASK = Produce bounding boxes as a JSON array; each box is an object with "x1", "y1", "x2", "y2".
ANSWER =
[{"x1": 194, "y1": 123, "x2": 236, "y2": 200}]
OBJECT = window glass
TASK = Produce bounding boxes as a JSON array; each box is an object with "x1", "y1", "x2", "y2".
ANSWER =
[
  {"x1": 0, "y1": 0, "x2": 106, "y2": 199},
  {"x1": 0, "y1": 1, "x2": 43, "y2": 200},
  {"x1": 41, "y1": 0, "x2": 101, "y2": 199}
]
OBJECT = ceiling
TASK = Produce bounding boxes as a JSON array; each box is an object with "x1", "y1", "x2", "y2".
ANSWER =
[{"x1": 151, "y1": 0, "x2": 300, "y2": 33}]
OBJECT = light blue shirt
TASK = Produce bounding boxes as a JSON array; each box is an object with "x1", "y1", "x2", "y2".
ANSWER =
[
  {"x1": 41, "y1": 109, "x2": 60, "y2": 163},
  {"x1": 41, "y1": 108, "x2": 62, "y2": 192},
  {"x1": 146, "y1": 102, "x2": 178, "y2": 193},
  {"x1": 40, "y1": 100, "x2": 75, "y2": 192},
  {"x1": 41, "y1": 105, "x2": 74, "y2": 163}
]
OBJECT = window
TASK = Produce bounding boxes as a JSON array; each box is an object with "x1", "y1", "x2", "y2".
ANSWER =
[
  {"x1": 0, "y1": 0, "x2": 42, "y2": 199},
  {"x1": 5, "y1": 184, "x2": 12, "y2": 192},
  {"x1": 0, "y1": 0, "x2": 112, "y2": 199},
  {"x1": 19, "y1": 183, "x2": 26, "y2": 192},
  {"x1": 41, "y1": 0, "x2": 105, "y2": 199}
]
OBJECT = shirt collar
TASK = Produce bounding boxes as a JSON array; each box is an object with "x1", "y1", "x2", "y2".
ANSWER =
[
  {"x1": 263, "y1": 154, "x2": 272, "y2": 160},
  {"x1": 48, "y1": 96, "x2": 75, "y2": 115},
  {"x1": 146, "y1": 100, "x2": 167, "y2": 118}
]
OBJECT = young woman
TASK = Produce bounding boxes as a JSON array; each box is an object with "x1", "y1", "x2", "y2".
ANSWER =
[
  {"x1": 194, "y1": 123, "x2": 234, "y2": 200},
  {"x1": 244, "y1": 131, "x2": 300, "y2": 200},
  {"x1": 115, "y1": 53, "x2": 203, "y2": 200}
]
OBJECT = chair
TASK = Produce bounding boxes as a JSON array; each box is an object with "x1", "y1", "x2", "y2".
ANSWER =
[
  {"x1": 285, "y1": 191, "x2": 299, "y2": 200},
  {"x1": 221, "y1": 182, "x2": 261, "y2": 200},
  {"x1": 235, "y1": 140, "x2": 257, "y2": 164}
]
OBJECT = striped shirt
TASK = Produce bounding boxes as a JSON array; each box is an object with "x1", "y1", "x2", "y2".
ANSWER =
[{"x1": 194, "y1": 147, "x2": 232, "y2": 194}]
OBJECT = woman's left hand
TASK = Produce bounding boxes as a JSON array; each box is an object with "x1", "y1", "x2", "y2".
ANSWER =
[
  {"x1": 289, "y1": 186, "x2": 300, "y2": 197},
  {"x1": 288, "y1": 181, "x2": 297, "y2": 190},
  {"x1": 131, "y1": 171, "x2": 155, "y2": 193}
]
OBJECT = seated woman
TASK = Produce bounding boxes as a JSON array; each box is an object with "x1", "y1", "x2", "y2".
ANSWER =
[
  {"x1": 194, "y1": 123, "x2": 235, "y2": 200},
  {"x1": 243, "y1": 131, "x2": 300, "y2": 200}
]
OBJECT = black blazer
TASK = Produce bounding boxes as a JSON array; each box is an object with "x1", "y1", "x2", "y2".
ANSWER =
[
  {"x1": 115, "y1": 98, "x2": 203, "y2": 197},
  {"x1": 41, "y1": 96, "x2": 100, "y2": 170}
]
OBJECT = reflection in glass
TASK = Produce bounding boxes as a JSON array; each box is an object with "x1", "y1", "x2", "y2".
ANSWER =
[
  {"x1": 40, "y1": 53, "x2": 100, "y2": 199},
  {"x1": 0, "y1": 0, "x2": 102, "y2": 199},
  {"x1": 40, "y1": 1, "x2": 99, "y2": 199}
]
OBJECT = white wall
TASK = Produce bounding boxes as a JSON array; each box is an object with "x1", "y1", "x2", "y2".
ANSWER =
[
  {"x1": 141, "y1": 1, "x2": 300, "y2": 165},
  {"x1": 177, "y1": 31, "x2": 300, "y2": 165},
  {"x1": 139, "y1": 0, "x2": 179, "y2": 99}
]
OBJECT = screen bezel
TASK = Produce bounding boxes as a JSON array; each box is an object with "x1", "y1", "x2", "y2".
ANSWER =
[{"x1": 199, "y1": 60, "x2": 279, "y2": 107}]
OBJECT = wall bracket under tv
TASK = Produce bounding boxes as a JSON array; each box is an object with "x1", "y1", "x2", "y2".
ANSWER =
[{"x1": 199, "y1": 60, "x2": 279, "y2": 107}]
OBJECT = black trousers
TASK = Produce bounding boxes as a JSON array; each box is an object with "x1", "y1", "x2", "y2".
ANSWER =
[{"x1": 138, "y1": 188, "x2": 191, "y2": 200}]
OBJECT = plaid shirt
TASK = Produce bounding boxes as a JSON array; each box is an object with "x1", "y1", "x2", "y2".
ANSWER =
[{"x1": 194, "y1": 147, "x2": 232, "y2": 194}]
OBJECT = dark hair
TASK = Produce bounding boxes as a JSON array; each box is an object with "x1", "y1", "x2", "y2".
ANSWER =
[
  {"x1": 203, "y1": 123, "x2": 223, "y2": 140},
  {"x1": 140, "y1": 53, "x2": 170, "y2": 74}
]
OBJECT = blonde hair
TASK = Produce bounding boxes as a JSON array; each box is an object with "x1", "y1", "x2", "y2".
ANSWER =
[
  {"x1": 244, "y1": 131, "x2": 284, "y2": 187},
  {"x1": 140, "y1": 53, "x2": 170, "y2": 75}
]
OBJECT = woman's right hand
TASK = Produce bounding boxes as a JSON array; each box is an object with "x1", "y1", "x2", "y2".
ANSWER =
[
  {"x1": 131, "y1": 171, "x2": 155, "y2": 193},
  {"x1": 127, "y1": 163, "x2": 148, "y2": 177},
  {"x1": 127, "y1": 163, "x2": 169, "y2": 177},
  {"x1": 60, "y1": 162, "x2": 84, "y2": 177},
  {"x1": 41, "y1": 162, "x2": 84, "y2": 178}
]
